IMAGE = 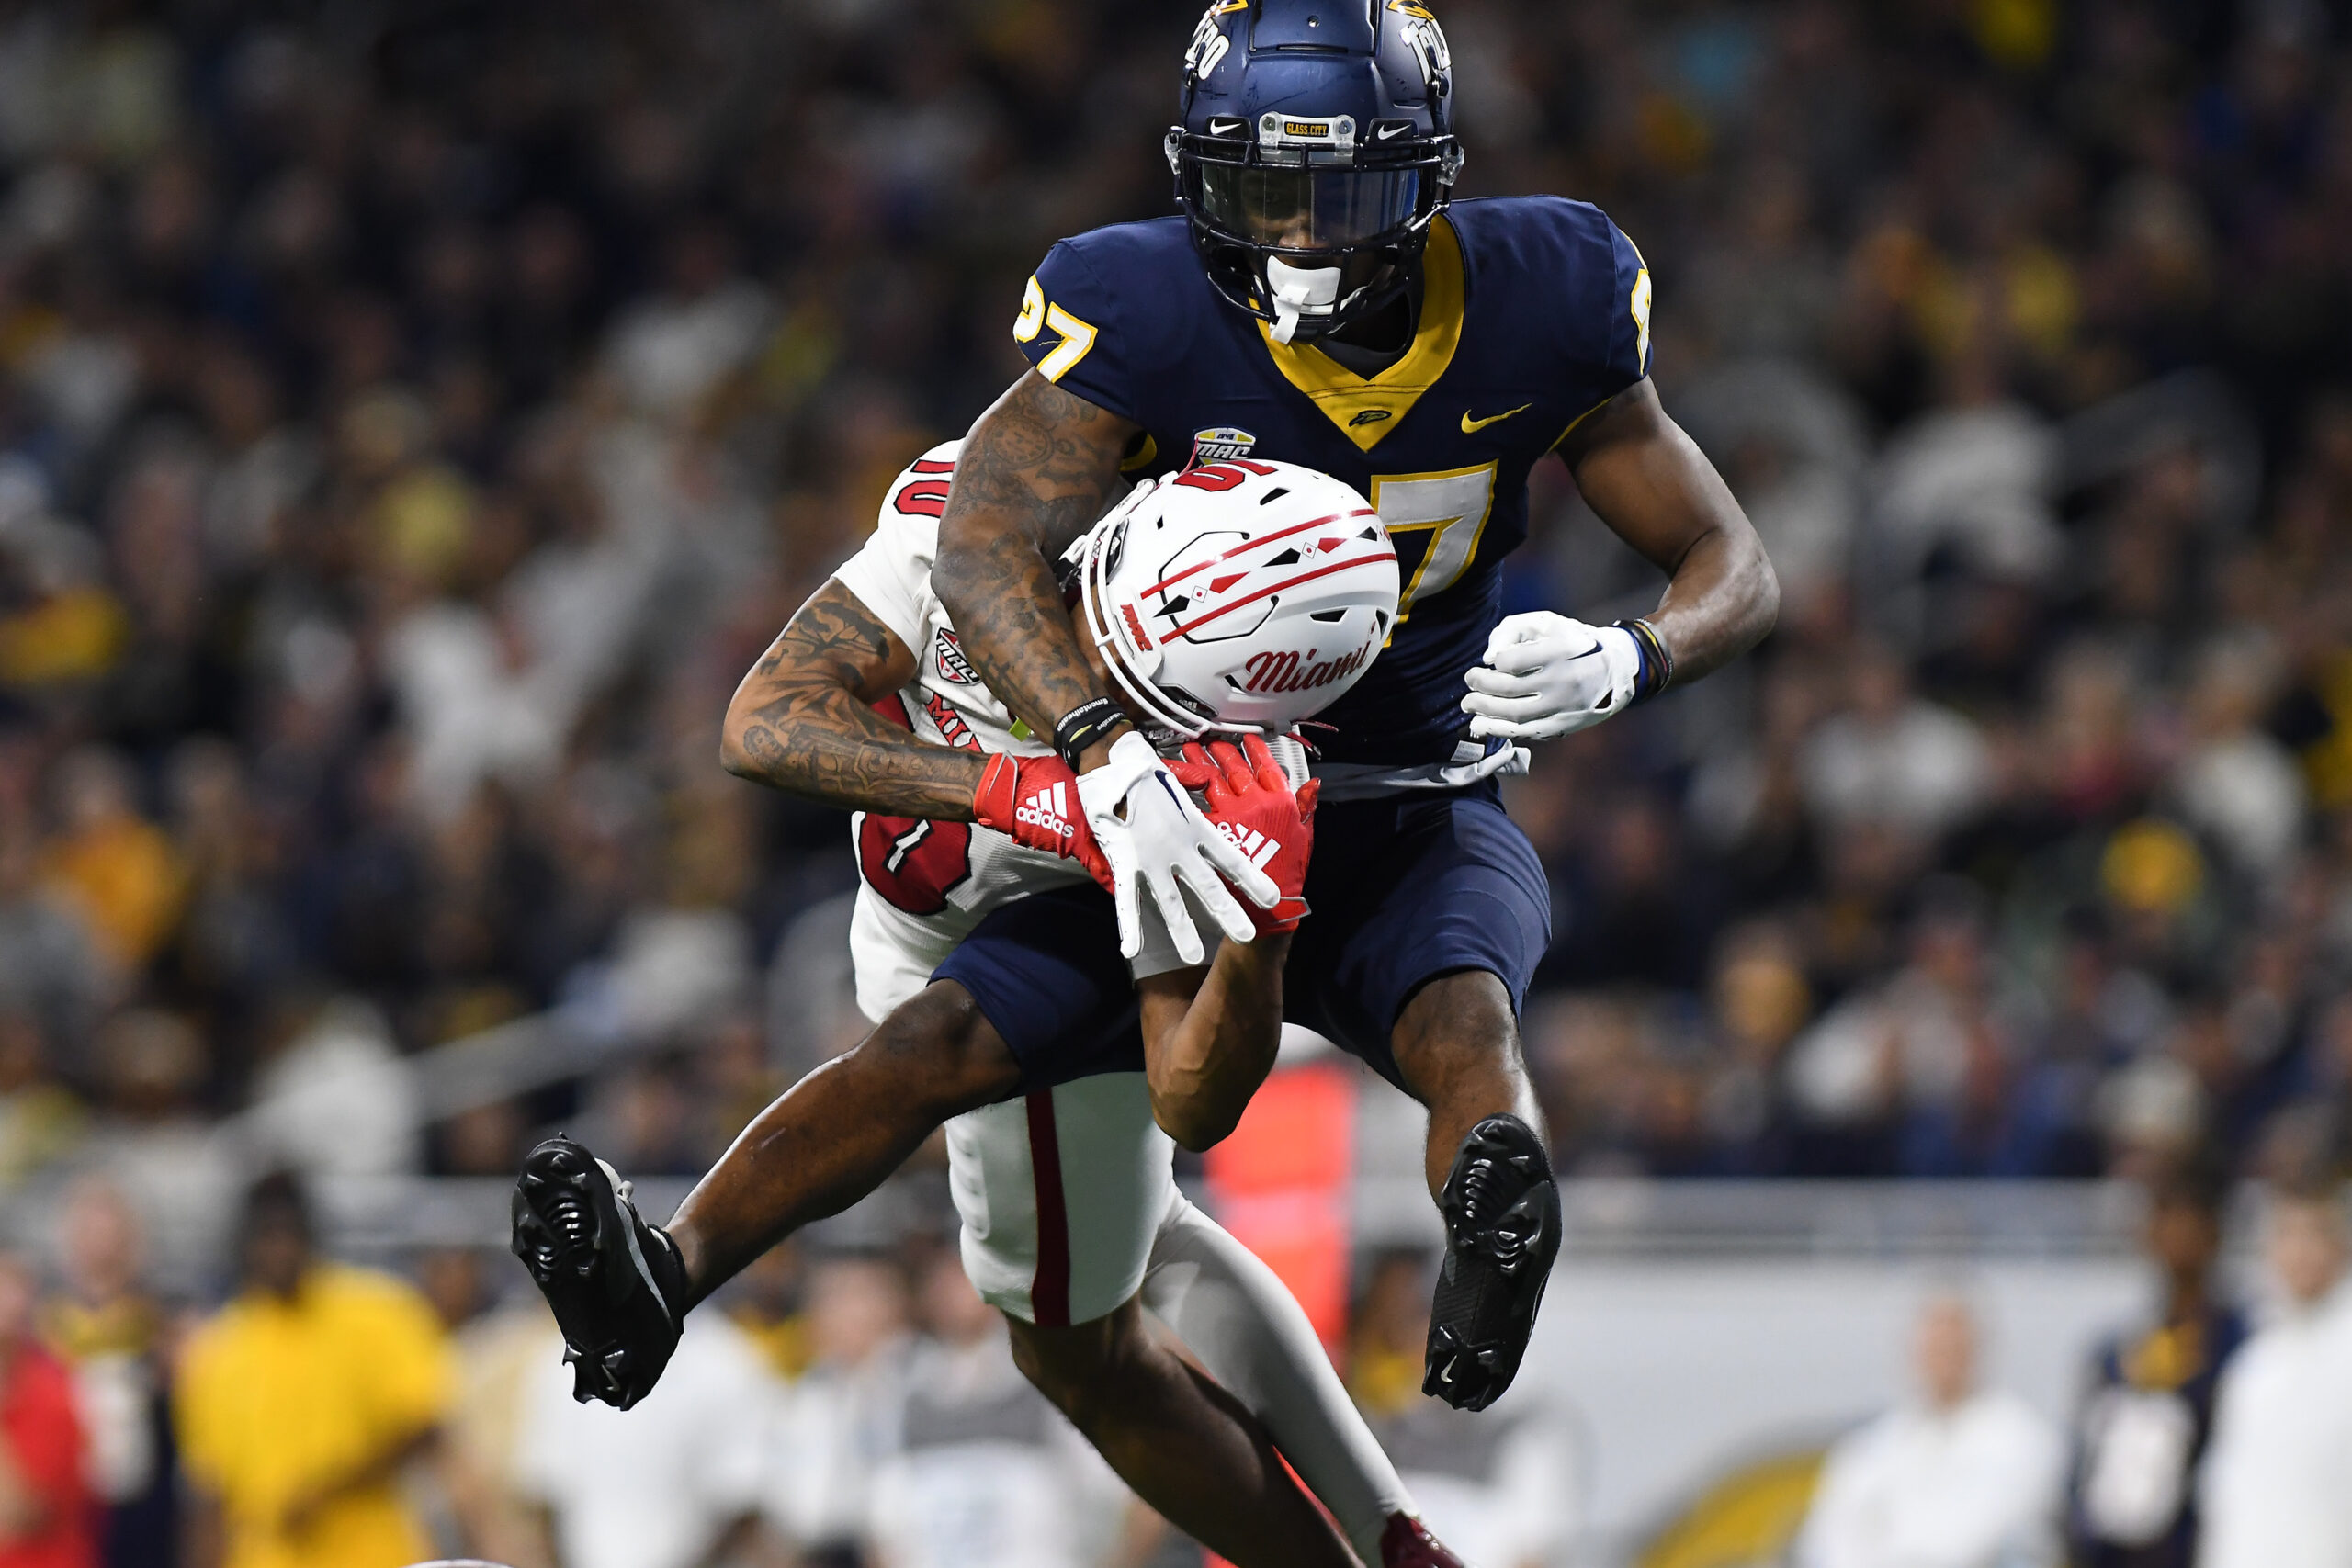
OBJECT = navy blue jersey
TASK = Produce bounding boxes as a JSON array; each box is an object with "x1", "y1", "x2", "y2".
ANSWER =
[
  {"x1": 2068, "y1": 1308, "x2": 2248, "y2": 1568},
  {"x1": 1013, "y1": 196, "x2": 1651, "y2": 767}
]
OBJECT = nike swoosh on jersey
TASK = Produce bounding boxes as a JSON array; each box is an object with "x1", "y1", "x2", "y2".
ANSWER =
[{"x1": 1460, "y1": 402, "x2": 1532, "y2": 434}]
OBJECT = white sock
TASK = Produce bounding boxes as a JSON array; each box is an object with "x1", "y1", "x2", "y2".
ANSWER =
[{"x1": 1142, "y1": 1197, "x2": 1412, "y2": 1565}]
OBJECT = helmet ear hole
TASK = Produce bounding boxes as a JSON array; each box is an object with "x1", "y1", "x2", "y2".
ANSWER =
[{"x1": 1163, "y1": 687, "x2": 1217, "y2": 726}]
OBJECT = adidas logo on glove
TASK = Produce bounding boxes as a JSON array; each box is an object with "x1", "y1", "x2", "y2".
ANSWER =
[
  {"x1": 1216, "y1": 820, "x2": 1283, "y2": 870},
  {"x1": 1016, "y1": 782, "x2": 1077, "y2": 842}
]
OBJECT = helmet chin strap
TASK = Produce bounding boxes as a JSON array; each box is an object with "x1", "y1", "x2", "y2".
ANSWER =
[{"x1": 1263, "y1": 254, "x2": 1342, "y2": 344}]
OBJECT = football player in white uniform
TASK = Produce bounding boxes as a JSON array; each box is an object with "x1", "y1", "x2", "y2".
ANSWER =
[{"x1": 514, "y1": 449, "x2": 1469, "y2": 1567}]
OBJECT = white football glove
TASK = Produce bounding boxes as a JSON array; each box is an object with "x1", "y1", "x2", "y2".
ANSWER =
[
  {"x1": 1461, "y1": 612, "x2": 1643, "y2": 741},
  {"x1": 1076, "y1": 730, "x2": 1280, "y2": 964}
]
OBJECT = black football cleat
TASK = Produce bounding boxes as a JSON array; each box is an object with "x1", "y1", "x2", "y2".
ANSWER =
[
  {"x1": 511, "y1": 1134, "x2": 688, "y2": 1410},
  {"x1": 1423, "y1": 1113, "x2": 1560, "y2": 1412}
]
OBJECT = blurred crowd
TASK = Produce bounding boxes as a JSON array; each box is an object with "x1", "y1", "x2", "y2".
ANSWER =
[
  {"x1": 0, "y1": 0, "x2": 2342, "y2": 1462},
  {"x1": 0, "y1": 0, "x2": 2341, "y2": 1214},
  {"x1": 0, "y1": 3, "x2": 2343, "y2": 1566},
  {"x1": 1792, "y1": 1160, "x2": 2352, "y2": 1568},
  {"x1": 0, "y1": 1165, "x2": 1154, "y2": 1568},
  {"x1": 0, "y1": 1166, "x2": 1574, "y2": 1568},
  {"x1": 1468, "y1": 0, "x2": 2352, "y2": 1184},
  {"x1": 5, "y1": 1156, "x2": 2351, "y2": 1568}
]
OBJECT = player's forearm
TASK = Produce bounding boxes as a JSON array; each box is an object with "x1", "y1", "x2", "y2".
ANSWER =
[
  {"x1": 933, "y1": 529, "x2": 1105, "y2": 743},
  {"x1": 1564, "y1": 380, "x2": 1781, "y2": 685},
  {"x1": 1644, "y1": 513, "x2": 1779, "y2": 685},
  {"x1": 724, "y1": 687, "x2": 986, "y2": 818},
  {"x1": 720, "y1": 578, "x2": 985, "y2": 818},
  {"x1": 1142, "y1": 934, "x2": 1290, "y2": 1151},
  {"x1": 933, "y1": 371, "x2": 1135, "y2": 757}
]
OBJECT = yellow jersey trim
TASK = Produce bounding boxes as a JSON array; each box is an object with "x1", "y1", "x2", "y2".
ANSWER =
[
  {"x1": 1255, "y1": 214, "x2": 1465, "y2": 454},
  {"x1": 1550, "y1": 394, "x2": 1613, "y2": 452}
]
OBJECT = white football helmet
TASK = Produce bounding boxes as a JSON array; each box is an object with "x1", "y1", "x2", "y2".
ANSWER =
[{"x1": 1071, "y1": 458, "x2": 1399, "y2": 738}]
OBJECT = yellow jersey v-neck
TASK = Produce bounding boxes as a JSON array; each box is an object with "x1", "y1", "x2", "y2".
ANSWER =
[{"x1": 1254, "y1": 214, "x2": 1464, "y2": 454}]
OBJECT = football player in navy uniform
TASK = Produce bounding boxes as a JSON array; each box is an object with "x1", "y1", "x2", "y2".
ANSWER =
[
  {"x1": 924, "y1": 0, "x2": 1778, "y2": 1410},
  {"x1": 512, "y1": 11, "x2": 1780, "y2": 1526}
]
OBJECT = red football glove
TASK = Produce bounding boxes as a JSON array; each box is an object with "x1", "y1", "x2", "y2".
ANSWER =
[
  {"x1": 1166, "y1": 733, "x2": 1319, "y2": 936},
  {"x1": 972, "y1": 751, "x2": 1114, "y2": 892}
]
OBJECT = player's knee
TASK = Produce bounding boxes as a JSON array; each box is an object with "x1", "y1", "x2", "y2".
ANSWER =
[
  {"x1": 855, "y1": 982, "x2": 1019, "y2": 1117},
  {"x1": 1006, "y1": 1316, "x2": 1102, "y2": 1423},
  {"x1": 1006, "y1": 1304, "x2": 1137, "y2": 1431},
  {"x1": 1392, "y1": 969, "x2": 1527, "y2": 1095}
]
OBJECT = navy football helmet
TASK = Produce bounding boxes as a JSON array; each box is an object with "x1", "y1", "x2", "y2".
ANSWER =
[{"x1": 1168, "y1": 0, "x2": 1464, "y2": 343}]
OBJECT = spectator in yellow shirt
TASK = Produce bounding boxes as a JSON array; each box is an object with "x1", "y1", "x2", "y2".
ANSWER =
[
  {"x1": 38, "y1": 749, "x2": 184, "y2": 975},
  {"x1": 174, "y1": 1171, "x2": 453, "y2": 1568}
]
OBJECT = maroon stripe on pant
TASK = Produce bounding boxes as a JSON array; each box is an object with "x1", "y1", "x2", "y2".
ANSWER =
[{"x1": 1024, "y1": 1089, "x2": 1073, "y2": 1328}]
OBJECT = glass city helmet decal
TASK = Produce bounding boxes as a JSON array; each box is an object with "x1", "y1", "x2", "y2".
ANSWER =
[{"x1": 1170, "y1": 0, "x2": 1463, "y2": 338}]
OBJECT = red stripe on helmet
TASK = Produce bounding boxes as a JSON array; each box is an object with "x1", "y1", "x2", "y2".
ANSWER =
[
  {"x1": 1168, "y1": 550, "x2": 1398, "y2": 638},
  {"x1": 1139, "y1": 509, "x2": 1379, "y2": 597}
]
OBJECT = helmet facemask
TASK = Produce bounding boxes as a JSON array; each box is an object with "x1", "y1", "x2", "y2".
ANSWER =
[{"x1": 1169, "y1": 118, "x2": 1463, "y2": 344}]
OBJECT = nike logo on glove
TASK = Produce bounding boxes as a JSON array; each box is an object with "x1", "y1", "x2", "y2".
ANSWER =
[{"x1": 1461, "y1": 403, "x2": 1532, "y2": 434}]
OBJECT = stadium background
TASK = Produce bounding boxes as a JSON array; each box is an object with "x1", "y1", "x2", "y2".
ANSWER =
[{"x1": 0, "y1": 0, "x2": 2346, "y2": 1564}]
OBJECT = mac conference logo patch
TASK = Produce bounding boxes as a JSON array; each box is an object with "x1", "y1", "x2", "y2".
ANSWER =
[
  {"x1": 933, "y1": 629, "x2": 978, "y2": 685},
  {"x1": 1191, "y1": 425, "x2": 1259, "y2": 464}
]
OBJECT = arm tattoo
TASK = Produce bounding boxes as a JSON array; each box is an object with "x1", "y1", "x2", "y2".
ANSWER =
[
  {"x1": 722, "y1": 580, "x2": 986, "y2": 818},
  {"x1": 933, "y1": 372, "x2": 1136, "y2": 741}
]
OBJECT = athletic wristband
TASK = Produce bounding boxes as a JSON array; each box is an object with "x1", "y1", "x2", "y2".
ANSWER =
[
  {"x1": 1053, "y1": 697, "x2": 1131, "y2": 771},
  {"x1": 1613, "y1": 617, "x2": 1675, "y2": 704}
]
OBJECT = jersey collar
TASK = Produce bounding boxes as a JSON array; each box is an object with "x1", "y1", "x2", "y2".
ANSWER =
[{"x1": 1254, "y1": 214, "x2": 1464, "y2": 454}]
